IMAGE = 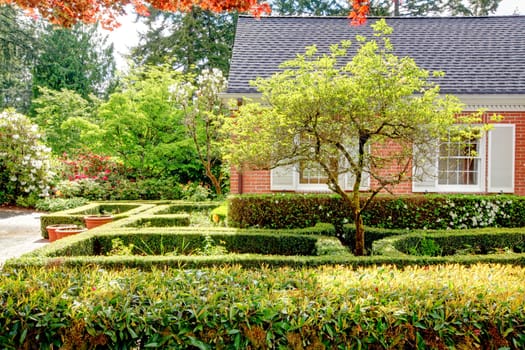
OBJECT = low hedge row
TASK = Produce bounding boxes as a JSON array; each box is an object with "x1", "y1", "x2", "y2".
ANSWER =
[
  {"x1": 373, "y1": 228, "x2": 525, "y2": 257},
  {"x1": 228, "y1": 193, "x2": 525, "y2": 230},
  {"x1": 124, "y1": 215, "x2": 192, "y2": 228},
  {"x1": 1, "y1": 264, "x2": 524, "y2": 349},
  {"x1": 39, "y1": 202, "x2": 154, "y2": 238}
]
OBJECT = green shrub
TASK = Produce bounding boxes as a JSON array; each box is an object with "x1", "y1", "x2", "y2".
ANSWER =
[
  {"x1": 228, "y1": 194, "x2": 525, "y2": 230},
  {"x1": 1, "y1": 265, "x2": 524, "y2": 349},
  {"x1": 373, "y1": 229, "x2": 525, "y2": 257},
  {"x1": 35, "y1": 197, "x2": 89, "y2": 212},
  {"x1": 210, "y1": 203, "x2": 227, "y2": 225},
  {"x1": 125, "y1": 215, "x2": 191, "y2": 228},
  {"x1": 0, "y1": 109, "x2": 54, "y2": 205}
]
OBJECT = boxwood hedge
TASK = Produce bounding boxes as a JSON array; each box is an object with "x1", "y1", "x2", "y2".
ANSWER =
[{"x1": 228, "y1": 193, "x2": 525, "y2": 230}]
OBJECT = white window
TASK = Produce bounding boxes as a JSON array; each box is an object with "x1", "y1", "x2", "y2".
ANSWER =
[
  {"x1": 413, "y1": 124, "x2": 515, "y2": 193},
  {"x1": 271, "y1": 144, "x2": 370, "y2": 192},
  {"x1": 437, "y1": 132, "x2": 482, "y2": 187}
]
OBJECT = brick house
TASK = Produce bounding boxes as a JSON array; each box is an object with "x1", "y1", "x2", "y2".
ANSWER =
[{"x1": 222, "y1": 16, "x2": 525, "y2": 195}]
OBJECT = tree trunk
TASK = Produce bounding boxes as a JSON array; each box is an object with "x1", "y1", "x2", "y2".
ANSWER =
[
  {"x1": 352, "y1": 192, "x2": 365, "y2": 256},
  {"x1": 354, "y1": 209, "x2": 365, "y2": 256}
]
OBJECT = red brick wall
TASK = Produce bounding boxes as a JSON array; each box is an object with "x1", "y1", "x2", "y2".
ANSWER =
[
  {"x1": 230, "y1": 169, "x2": 272, "y2": 194},
  {"x1": 230, "y1": 111, "x2": 525, "y2": 195}
]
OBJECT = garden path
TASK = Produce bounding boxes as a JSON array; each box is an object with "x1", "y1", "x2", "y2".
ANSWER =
[{"x1": 0, "y1": 209, "x2": 47, "y2": 265}]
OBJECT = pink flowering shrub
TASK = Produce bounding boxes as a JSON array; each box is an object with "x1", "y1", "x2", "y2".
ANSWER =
[{"x1": 59, "y1": 152, "x2": 126, "y2": 183}]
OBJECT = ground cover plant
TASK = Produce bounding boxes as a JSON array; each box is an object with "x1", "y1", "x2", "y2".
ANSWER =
[{"x1": 1, "y1": 264, "x2": 524, "y2": 349}]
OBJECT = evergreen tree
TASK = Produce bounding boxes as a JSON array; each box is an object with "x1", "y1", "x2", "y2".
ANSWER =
[
  {"x1": 0, "y1": 5, "x2": 37, "y2": 113},
  {"x1": 32, "y1": 24, "x2": 116, "y2": 102},
  {"x1": 131, "y1": 8, "x2": 235, "y2": 74}
]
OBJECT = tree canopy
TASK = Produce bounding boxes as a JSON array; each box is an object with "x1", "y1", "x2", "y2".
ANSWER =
[{"x1": 222, "y1": 19, "x2": 485, "y2": 255}]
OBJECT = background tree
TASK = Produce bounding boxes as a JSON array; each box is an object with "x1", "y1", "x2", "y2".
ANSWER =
[
  {"x1": 223, "y1": 20, "x2": 483, "y2": 255},
  {"x1": 131, "y1": 8, "x2": 235, "y2": 74},
  {"x1": 351, "y1": 0, "x2": 502, "y2": 22},
  {"x1": 401, "y1": 0, "x2": 502, "y2": 16},
  {"x1": 268, "y1": 0, "x2": 350, "y2": 15},
  {"x1": 97, "y1": 64, "x2": 203, "y2": 182},
  {"x1": 32, "y1": 24, "x2": 116, "y2": 103},
  {"x1": 31, "y1": 87, "x2": 100, "y2": 156},
  {"x1": 0, "y1": 5, "x2": 37, "y2": 113},
  {"x1": 170, "y1": 68, "x2": 228, "y2": 195}
]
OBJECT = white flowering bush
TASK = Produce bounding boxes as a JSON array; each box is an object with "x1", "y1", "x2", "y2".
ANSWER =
[
  {"x1": 444, "y1": 198, "x2": 513, "y2": 229},
  {"x1": 0, "y1": 109, "x2": 55, "y2": 204},
  {"x1": 169, "y1": 68, "x2": 229, "y2": 196}
]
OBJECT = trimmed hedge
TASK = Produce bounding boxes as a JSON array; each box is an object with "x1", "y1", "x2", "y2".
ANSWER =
[
  {"x1": 228, "y1": 193, "x2": 525, "y2": 230},
  {"x1": 124, "y1": 215, "x2": 192, "y2": 228},
  {"x1": 373, "y1": 228, "x2": 525, "y2": 257},
  {"x1": 39, "y1": 202, "x2": 154, "y2": 238},
  {"x1": 1, "y1": 265, "x2": 525, "y2": 349}
]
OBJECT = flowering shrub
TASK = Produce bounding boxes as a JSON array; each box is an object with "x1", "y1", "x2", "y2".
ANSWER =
[
  {"x1": 0, "y1": 109, "x2": 54, "y2": 204},
  {"x1": 59, "y1": 152, "x2": 126, "y2": 183}
]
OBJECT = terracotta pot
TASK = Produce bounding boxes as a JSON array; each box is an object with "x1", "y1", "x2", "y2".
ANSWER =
[
  {"x1": 46, "y1": 224, "x2": 79, "y2": 242},
  {"x1": 84, "y1": 215, "x2": 114, "y2": 229},
  {"x1": 55, "y1": 227, "x2": 88, "y2": 240}
]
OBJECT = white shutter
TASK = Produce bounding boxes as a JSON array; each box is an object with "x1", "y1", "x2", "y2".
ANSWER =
[
  {"x1": 412, "y1": 144, "x2": 437, "y2": 192},
  {"x1": 270, "y1": 164, "x2": 296, "y2": 190},
  {"x1": 488, "y1": 124, "x2": 515, "y2": 193}
]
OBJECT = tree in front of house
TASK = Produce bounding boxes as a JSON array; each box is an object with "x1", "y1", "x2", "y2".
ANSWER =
[{"x1": 223, "y1": 19, "x2": 488, "y2": 256}]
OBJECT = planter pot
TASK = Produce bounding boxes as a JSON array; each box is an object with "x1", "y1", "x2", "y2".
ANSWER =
[
  {"x1": 55, "y1": 227, "x2": 88, "y2": 240},
  {"x1": 84, "y1": 215, "x2": 114, "y2": 229},
  {"x1": 46, "y1": 224, "x2": 79, "y2": 242}
]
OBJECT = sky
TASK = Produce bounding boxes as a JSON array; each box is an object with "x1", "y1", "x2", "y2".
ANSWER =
[{"x1": 107, "y1": 0, "x2": 524, "y2": 70}]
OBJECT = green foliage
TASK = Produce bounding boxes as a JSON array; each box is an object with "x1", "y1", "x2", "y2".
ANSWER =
[
  {"x1": 269, "y1": 0, "x2": 350, "y2": 15},
  {"x1": 126, "y1": 215, "x2": 192, "y2": 228},
  {"x1": 31, "y1": 23, "x2": 116, "y2": 101},
  {"x1": 170, "y1": 68, "x2": 229, "y2": 195},
  {"x1": 0, "y1": 5, "x2": 37, "y2": 113},
  {"x1": 35, "y1": 197, "x2": 88, "y2": 212},
  {"x1": 1, "y1": 264, "x2": 524, "y2": 348},
  {"x1": 210, "y1": 203, "x2": 228, "y2": 225},
  {"x1": 374, "y1": 229, "x2": 525, "y2": 258},
  {"x1": 130, "y1": 8, "x2": 235, "y2": 74},
  {"x1": 31, "y1": 87, "x2": 100, "y2": 155},
  {"x1": 406, "y1": 0, "x2": 503, "y2": 16},
  {"x1": 228, "y1": 194, "x2": 525, "y2": 231},
  {"x1": 222, "y1": 19, "x2": 471, "y2": 255},
  {"x1": 408, "y1": 237, "x2": 443, "y2": 257},
  {"x1": 0, "y1": 109, "x2": 55, "y2": 204},
  {"x1": 96, "y1": 64, "x2": 203, "y2": 181}
]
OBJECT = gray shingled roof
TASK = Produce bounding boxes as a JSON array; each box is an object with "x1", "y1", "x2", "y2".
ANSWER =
[{"x1": 227, "y1": 16, "x2": 525, "y2": 95}]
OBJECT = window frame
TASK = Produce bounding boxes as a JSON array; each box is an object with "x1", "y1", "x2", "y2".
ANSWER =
[{"x1": 413, "y1": 129, "x2": 486, "y2": 193}]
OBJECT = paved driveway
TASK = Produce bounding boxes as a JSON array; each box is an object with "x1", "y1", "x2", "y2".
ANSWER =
[{"x1": 0, "y1": 209, "x2": 48, "y2": 265}]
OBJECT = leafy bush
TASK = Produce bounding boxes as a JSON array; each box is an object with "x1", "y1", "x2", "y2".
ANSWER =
[
  {"x1": 0, "y1": 109, "x2": 55, "y2": 204},
  {"x1": 228, "y1": 194, "x2": 525, "y2": 230},
  {"x1": 1, "y1": 264, "x2": 524, "y2": 349},
  {"x1": 35, "y1": 197, "x2": 89, "y2": 212},
  {"x1": 54, "y1": 178, "x2": 184, "y2": 201}
]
